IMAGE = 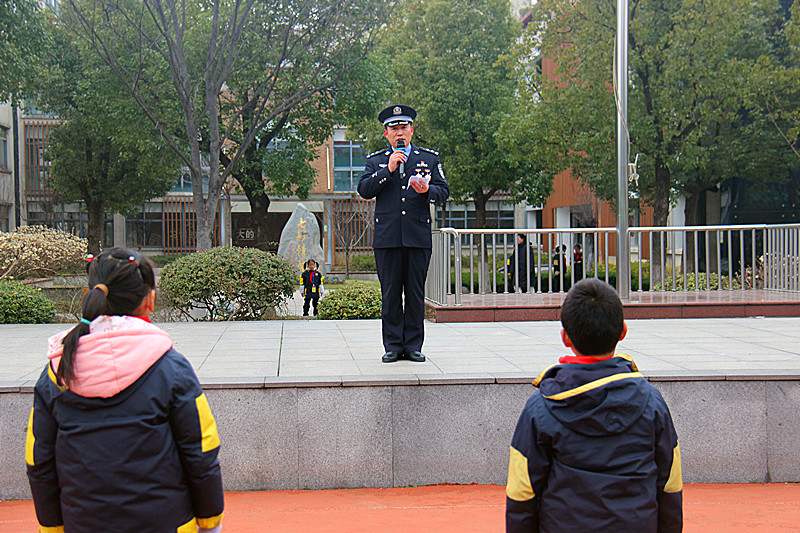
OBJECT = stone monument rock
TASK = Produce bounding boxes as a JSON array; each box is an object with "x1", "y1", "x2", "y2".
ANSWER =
[{"x1": 278, "y1": 203, "x2": 326, "y2": 275}]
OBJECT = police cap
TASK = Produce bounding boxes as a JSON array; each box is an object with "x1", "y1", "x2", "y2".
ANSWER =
[{"x1": 378, "y1": 104, "x2": 416, "y2": 128}]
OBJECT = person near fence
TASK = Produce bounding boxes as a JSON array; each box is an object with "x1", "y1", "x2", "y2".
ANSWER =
[
  {"x1": 572, "y1": 243, "x2": 584, "y2": 282},
  {"x1": 507, "y1": 234, "x2": 538, "y2": 293},
  {"x1": 357, "y1": 104, "x2": 449, "y2": 363},
  {"x1": 506, "y1": 278, "x2": 683, "y2": 533},
  {"x1": 25, "y1": 248, "x2": 224, "y2": 533},
  {"x1": 550, "y1": 244, "x2": 568, "y2": 292},
  {"x1": 301, "y1": 258, "x2": 324, "y2": 316}
]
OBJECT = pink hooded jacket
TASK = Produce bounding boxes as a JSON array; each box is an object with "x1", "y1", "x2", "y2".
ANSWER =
[{"x1": 46, "y1": 315, "x2": 173, "y2": 397}]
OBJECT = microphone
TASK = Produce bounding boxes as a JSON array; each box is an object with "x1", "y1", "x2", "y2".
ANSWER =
[{"x1": 396, "y1": 139, "x2": 405, "y2": 176}]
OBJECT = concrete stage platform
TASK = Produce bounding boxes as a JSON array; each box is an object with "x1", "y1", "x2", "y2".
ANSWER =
[
  {"x1": 2, "y1": 317, "x2": 800, "y2": 499},
  {"x1": 426, "y1": 289, "x2": 800, "y2": 322}
]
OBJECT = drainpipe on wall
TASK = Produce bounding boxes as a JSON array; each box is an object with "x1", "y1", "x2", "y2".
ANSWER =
[{"x1": 12, "y1": 105, "x2": 21, "y2": 228}]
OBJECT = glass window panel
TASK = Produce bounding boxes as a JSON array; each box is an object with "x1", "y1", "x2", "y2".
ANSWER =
[
  {"x1": 334, "y1": 170, "x2": 352, "y2": 192},
  {"x1": 0, "y1": 130, "x2": 8, "y2": 170},
  {"x1": 333, "y1": 145, "x2": 351, "y2": 168},
  {"x1": 499, "y1": 210, "x2": 515, "y2": 229},
  {"x1": 126, "y1": 207, "x2": 164, "y2": 248},
  {"x1": 351, "y1": 145, "x2": 365, "y2": 170}
]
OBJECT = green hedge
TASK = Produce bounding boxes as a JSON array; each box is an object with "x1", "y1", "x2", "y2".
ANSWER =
[
  {"x1": 0, "y1": 280, "x2": 55, "y2": 324},
  {"x1": 159, "y1": 246, "x2": 297, "y2": 321},
  {"x1": 346, "y1": 254, "x2": 377, "y2": 271},
  {"x1": 652, "y1": 272, "x2": 737, "y2": 291},
  {"x1": 317, "y1": 284, "x2": 381, "y2": 320}
]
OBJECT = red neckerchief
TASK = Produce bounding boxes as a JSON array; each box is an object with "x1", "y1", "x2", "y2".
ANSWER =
[
  {"x1": 134, "y1": 315, "x2": 152, "y2": 323},
  {"x1": 558, "y1": 354, "x2": 615, "y2": 364}
]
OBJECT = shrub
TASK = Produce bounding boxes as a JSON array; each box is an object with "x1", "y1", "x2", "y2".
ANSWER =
[
  {"x1": 0, "y1": 280, "x2": 55, "y2": 324},
  {"x1": 348, "y1": 254, "x2": 377, "y2": 271},
  {"x1": 317, "y1": 284, "x2": 381, "y2": 320},
  {"x1": 653, "y1": 272, "x2": 738, "y2": 291},
  {"x1": 158, "y1": 246, "x2": 297, "y2": 321},
  {"x1": 0, "y1": 226, "x2": 87, "y2": 280}
]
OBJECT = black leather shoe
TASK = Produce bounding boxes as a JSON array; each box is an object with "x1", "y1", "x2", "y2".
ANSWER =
[
  {"x1": 382, "y1": 351, "x2": 401, "y2": 363},
  {"x1": 406, "y1": 351, "x2": 426, "y2": 363}
]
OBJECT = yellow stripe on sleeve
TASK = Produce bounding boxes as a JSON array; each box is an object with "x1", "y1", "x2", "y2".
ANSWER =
[
  {"x1": 664, "y1": 441, "x2": 683, "y2": 493},
  {"x1": 506, "y1": 446, "x2": 535, "y2": 502},
  {"x1": 176, "y1": 517, "x2": 196, "y2": 533},
  {"x1": 25, "y1": 407, "x2": 35, "y2": 466},
  {"x1": 196, "y1": 513, "x2": 224, "y2": 529},
  {"x1": 195, "y1": 393, "x2": 220, "y2": 452},
  {"x1": 47, "y1": 364, "x2": 67, "y2": 391},
  {"x1": 39, "y1": 526, "x2": 64, "y2": 533}
]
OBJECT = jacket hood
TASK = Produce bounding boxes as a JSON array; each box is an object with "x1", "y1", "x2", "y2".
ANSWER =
[
  {"x1": 47, "y1": 315, "x2": 173, "y2": 399},
  {"x1": 533, "y1": 355, "x2": 649, "y2": 437}
]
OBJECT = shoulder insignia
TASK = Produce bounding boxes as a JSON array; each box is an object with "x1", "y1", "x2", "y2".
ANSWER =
[
  {"x1": 366, "y1": 149, "x2": 387, "y2": 158},
  {"x1": 418, "y1": 146, "x2": 439, "y2": 156}
]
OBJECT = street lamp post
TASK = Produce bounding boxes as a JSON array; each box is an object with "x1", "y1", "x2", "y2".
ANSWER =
[{"x1": 616, "y1": 0, "x2": 631, "y2": 298}]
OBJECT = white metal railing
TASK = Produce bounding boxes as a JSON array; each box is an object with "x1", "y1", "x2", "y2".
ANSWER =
[{"x1": 425, "y1": 224, "x2": 800, "y2": 306}]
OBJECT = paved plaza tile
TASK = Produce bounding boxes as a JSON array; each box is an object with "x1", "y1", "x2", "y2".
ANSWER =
[{"x1": 2, "y1": 317, "x2": 800, "y2": 386}]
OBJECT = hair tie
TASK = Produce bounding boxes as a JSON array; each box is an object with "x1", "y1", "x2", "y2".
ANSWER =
[
  {"x1": 128, "y1": 256, "x2": 138, "y2": 265},
  {"x1": 80, "y1": 318, "x2": 92, "y2": 326},
  {"x1": 93, "y1": 284, "x2": 109, "y2": 296},
  {"x1": 86, "y1": 254, "x2": 94, "y2": 262}
]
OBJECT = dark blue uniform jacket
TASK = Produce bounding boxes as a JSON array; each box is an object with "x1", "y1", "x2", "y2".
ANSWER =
[
  {"x1": 357, "y1": 144, "x2": 449, "y2": 248},
  {"x1": 26, "y1": 318, "x2": 223, "y2": 533},
  {"x1": 506, "y1": 355, "x2": 683, "y2": 533}
]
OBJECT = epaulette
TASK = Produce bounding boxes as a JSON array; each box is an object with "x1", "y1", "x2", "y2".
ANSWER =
[
  {"x1": 366, "y1": 149, "x2": 388, "y2": 158},
  {"x1": 418, "y1": 146, "x2": 439, "y2": 156}
]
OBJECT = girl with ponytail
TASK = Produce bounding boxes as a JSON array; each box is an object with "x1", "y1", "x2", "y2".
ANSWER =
[{"x1": 26, "y1": 248, "x2": 224, "y2": 533}]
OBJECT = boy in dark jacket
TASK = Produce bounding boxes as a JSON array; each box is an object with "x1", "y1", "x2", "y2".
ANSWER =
[
  {"x1": 506, "y1": 278, "x2": 682, "y2": 533},
  {"x1": 301, "y1": 259, "x2": 324, "y2": 316}
]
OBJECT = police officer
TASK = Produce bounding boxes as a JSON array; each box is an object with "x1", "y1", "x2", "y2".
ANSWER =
[{"x1": 357, "y1": 105, "x2": 449, "y2": 363}]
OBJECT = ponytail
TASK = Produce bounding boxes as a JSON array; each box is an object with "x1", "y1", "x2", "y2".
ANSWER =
[{"x1": 58, "y1": 249, "x2": 154, "y2": 387}]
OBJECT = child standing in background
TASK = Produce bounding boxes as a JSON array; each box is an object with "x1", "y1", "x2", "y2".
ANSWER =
[
  {"x1": 26, "y1": 248, "x2": 224, "y2": 533},
  {"x1": 301, "y1": 259, "x2": 324, "y2": 316}
]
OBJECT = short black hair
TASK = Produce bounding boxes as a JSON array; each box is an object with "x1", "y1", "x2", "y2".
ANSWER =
[{"x1": 560, "y1": 279, "x2": 624, "y2": 356}]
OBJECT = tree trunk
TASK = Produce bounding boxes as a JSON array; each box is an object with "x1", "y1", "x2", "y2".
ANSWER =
[
  {"x1": 85, "y1": 199, "x2": 105, "y2": 255},
  {"x1": 232, "y1": 140, "x2": 274, "y2": 251},
  {"x1": 473, "y1": 188, "x2": 490, "y2": 293},
  {"x1": 650, "y1": 156, "x2": 671, "y2": 284},
  {"x1": 241, "y1": 174, "x2": 272, "y2": 251}
]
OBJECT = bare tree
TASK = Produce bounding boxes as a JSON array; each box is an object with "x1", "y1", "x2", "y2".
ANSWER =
[
  {"x1": 332, "y1": 195, "x2": 374, "y2": 278},
  {"x1": 63, "y1": 0, "x2": 395, "y2": 250}
]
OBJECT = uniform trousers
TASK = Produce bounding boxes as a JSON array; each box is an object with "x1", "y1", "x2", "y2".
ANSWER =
[{"x1": 374, "y1": 247, "x2": 432, "y2": 353}]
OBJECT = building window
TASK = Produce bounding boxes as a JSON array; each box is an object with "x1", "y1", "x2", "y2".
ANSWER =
[
  {"x1": 441, "y1": 203, "x2": 514, "y2": 229},
  {"x1": 0, "y1": 205, "x2": 9, "y2": 232},
  {"x1": 126, "y1": 203, "x2": 164, "y2": 248},
  {"x1": 0, "y1": 128, "x2": 8, "y2": 171},
  {"x1": 26, "y1": 203, "x2": 113, "y2": 248},
  {"x1": 333, "y1": 141, "x2": 365, "y2": 192},
  {"x1": 440, "y1": 202, "x2": 515, "y2": 245}
]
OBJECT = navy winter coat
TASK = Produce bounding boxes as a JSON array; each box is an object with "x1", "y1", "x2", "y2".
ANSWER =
[
  {"x1": 506, "y1": 355, "x2": 683, "y2": 533},
  {"x1": 26, "y1": 316, "x2": 224, "y2": 533}
]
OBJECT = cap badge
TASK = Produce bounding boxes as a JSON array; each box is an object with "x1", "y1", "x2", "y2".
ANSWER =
[{"x1": 393, "y1": 106, "x2": 402, "y2": 115}]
